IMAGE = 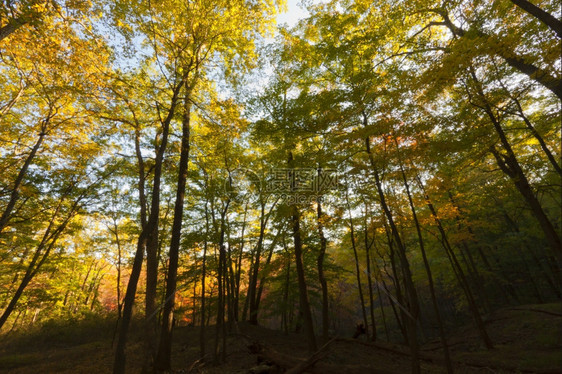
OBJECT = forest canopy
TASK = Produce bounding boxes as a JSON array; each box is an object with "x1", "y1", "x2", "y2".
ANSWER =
[{"x1": 0, "y1": 0, "x2": 560, "y2": 373}]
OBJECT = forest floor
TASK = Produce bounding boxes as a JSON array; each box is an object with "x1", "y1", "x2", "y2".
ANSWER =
[{"x1": 0, "y1": 303, "x2": 560, "y2": 374}]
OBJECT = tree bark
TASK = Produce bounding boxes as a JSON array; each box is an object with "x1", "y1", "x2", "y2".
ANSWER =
[
  {"x1": 233, "y1": 204, "x2": 248, "y2": 321},
  {"x1": 468, "y1": 69, "x2": 562, "y2": 262},
  {"x1": 154, "y1": 93, "x2": 192, "y2": 372},
  {"x1": 509, "y1": 0, "x2": 562, "y2": 38},
  {"x1": 435, "y1": 10, "x2": 562, "y2": 100},
  {"x1": 0, "y1": 15, "x2": 29, "y2": 42},
  {"x1": 344, "y1": 185, "x2": 369, "y2": 338},
  {"x1": 365, "y1": 135, "x2": 421, "y2": 374},
  {"x1": 113, "y1": 78, "x2": 185, "y2": 374},
  {"x1": 316, "y1": 190, "x2": 330, "y2": 340},
  {"x1": 362, "y1": 206, "x2": 377, "y2": 341},
  {"x1": 496, "y1": 80, "x2": 562, "y2": 177},
  {"x1": 248, "y1": 202, "x2": 266, "y2": 324},
  {"x1": 213, "y1": 201, "x2": 230, "y2": 364},
  {"x1": 255, "y1": 228, "x2": 282, "y2": 313},
  {"x1": 416, "y1": 177, "x2": 493, "y2": 350},
  {"x1": 0, "y1": 184, "x2": 81, "y2": 329},
  {"x1": 396, "y1": 156, "x2": 453, "y2": 373},
  {"x1": 200, "y1": 199, "x2": 210, "y2": 358},
  {"x1": 289, "y1": 151, "x2": 317, "y2": 352},
  {"x1": 0, "y1": 126, "x2": 47, "y2": 236}
]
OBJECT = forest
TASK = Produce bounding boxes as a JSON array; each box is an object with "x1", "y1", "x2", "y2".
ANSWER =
[{"x1": 0, "y1": 0, "x2": 561, "y2": 373}]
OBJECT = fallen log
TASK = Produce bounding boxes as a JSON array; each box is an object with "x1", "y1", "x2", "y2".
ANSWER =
[
  {"x1": 248, "y1": 338, "x2": 398, "y2": 374},
  {"x1": 284, "y1": 338, "x2": 334, "y2": 374},
  {"x1": 508, "y1": 307, "x2": 562, "y2": 317},
  {"x1": 336, "y1": 337, "x2": 561, "y2": 374}
]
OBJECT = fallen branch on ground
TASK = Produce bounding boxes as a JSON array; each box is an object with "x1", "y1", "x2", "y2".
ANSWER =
[
  {"x1": 508, "y1": 307, "x2": 562, "y2": 317},
  {"x1": 336, "y1": 337, "x2": 561, "y2": 374},
  {"x1": 247, "y1": 337, "x2": 397, "y2": 374}
]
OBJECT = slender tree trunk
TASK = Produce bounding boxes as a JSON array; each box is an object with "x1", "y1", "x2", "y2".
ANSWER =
[
  {"x1": 416, "y1": 176, "x2": 494, "y2": 350},
  {"x1": 85, "y1": 266, "x2": 104, "y2": 306},
  {"x1": 503, "y1": 212, "x2": 562, "y2": 299},
  {"x1": 377, "y1": 225, "x2": 408, "y2": 345},
  {"x1": 380, "y1": 222, "x2": 407, "y2": 343},
  {"x1": 109, "y1": 218, "x2": 124, "y2": 320},
  {"x1": 344, "y1": 186, "x2": 369, "y2": 337},
  {"x1": 289, "y1": 151, "x2": 317, "y2": 352},
  {"x1": 90, "y1": 279, "x2": 102, "y2": 311},
  {"x1": 396, "y1": 157, "x2": 453, "y2": 373},
  {"x1": 469, "y1": 69, "x2": 562, "y2": 262},
  {"x1": 8, "y1": 310, "x2": 23, "y2": 333},
  {"x1": 144, "y1": 217, "x2": 160, "y2": 364},
  {"x1": 317, "y1": 194, "x2": 330, "y2": 340},
  {"x1": 0, "y1": 127, "x2": 46, "y2": 235},
  {"x1": 200, "y1": 201, "x2": 209, "y2": 358},
  {"x1": 362, "y1": 206, "x2": 377, "y2": 341},
  {"x1": 248, "y1": 203, "x2": 266, "y2": 325},
  {"x1": 80, "y1": 261, "x2": 95, "y2": 296},
  {"x1": 213, "y1": 202, "x2": 230, "y2": 364},
  {"x1": 233, "y1": 204, "x2": 248, "y2": 321},
  {"x1": 365, "y1": 134, "x2": 420, "y2": 374},
  {"x1": 255, "y1": 229, "x2": 282, "y2": 313},
  {"x1": 241, "y1": 250, "x2": 253, "y2": 322},
  {"x1": 282, "y1": 241, "x2": 291, "y2": 335},
  {"x1": 113, "y1": 233, "x2": 147, "y2": 374},
  {"x1": 499, "y1": 85, "x2": 562, "y2": 176},
  {"x1": 375, "y1": 280, "x2": 390, "y2": 341},
  {"x1": 154, "y1": 94, "x2": 192, "y2": 372},
  {"x1": 113, "y1": 79, "x2": 185, "y2": 374},
  {"x1": 0, "y1": 191, "x2": 77, "y2": 329},
  {"x1": 450, "y1": 192, "x2": 517, "y2": 309},
  {"x1": 226, "y1": 231, "x2": 237, "y2": 326}
]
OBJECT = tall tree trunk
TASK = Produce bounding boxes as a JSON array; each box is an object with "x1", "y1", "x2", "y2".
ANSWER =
[
  {"x1": 248, "y1": 199, "x2": 277, "y2": 324},
  {"x1": 416, "y1": 176, "x2": 494, "y2": 350},
  {"x1": 226, "y1": 229, "x2": 237, "y2": 326},
  {"x1": 213, "y1": 202, "x2": 230, "y2": 364},
  {"x1": 362, "y1": 205, "x2": 377, "y2": 341},
  {"x1": 255, "y1": 228, "x2": 282, "y2": 313},
  {"x1": 113, "y1": 232, "x2": 148, "y2": 374},
  {"x1": 316, "y1": 192, "x2": 330, "y2": 340},
  {"x1": 248, "y1": 202, "x2": 266, "y2": 325},
  {"x1": 468, "y1": 68, "x2": 562, "y2": 262},
  {"x1": 503, "y1": 212, "x2": 562, "y2": 299},
  {"x1": 154, "y1": 94, "x2": 192, "y2": 372},
  {"x1": 380, "y1": 221, "x2": 407, "y2": 343},
  {"x1": 109, "y1": 217, "x2": 124, "y2": 320},
  {"x1": 113, "y1": 79, "x2": 184, "y2": 374},
  {"x1": 344, "y1": 186, "x2": 369, "y2": 338},
  {"x1": 365, "y1": 133, "x2": 421, "y2": 374},
  {"x1": 282, "y1": 239, "x2": 291, "y2": 335},
  {"x1": 233, "y1": 204, "x2": 248, "y2": 321},
  {"x1": 375, "y1": 280, "x2": 390, "y2": 341},
  {"x1": 200, "y1": 200, "x2": 209, "y2": 358},
  {"x1": 289, "y1": 151, "x2": 317, "y2": 352},
  {"x1": 396, "y1": 155, "x2": 453, "y2": 373}
]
